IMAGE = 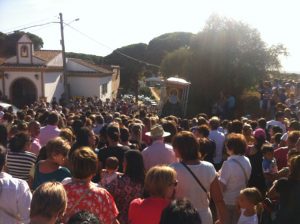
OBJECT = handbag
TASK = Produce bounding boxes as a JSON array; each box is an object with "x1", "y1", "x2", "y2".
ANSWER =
[{"x1": 180, "y1": 162, "x2": 210, "y2": 200}]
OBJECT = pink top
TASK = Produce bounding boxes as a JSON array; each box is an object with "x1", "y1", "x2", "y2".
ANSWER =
[
  {"x1": 28, "y1": 137, "x2": 41, "y2": 156},
  {"x1": 39, "y1": 125, "x2": 60, "y2": 146}
]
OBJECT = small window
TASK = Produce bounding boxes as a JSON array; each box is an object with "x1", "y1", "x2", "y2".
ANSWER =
[
  {"x1": 102, "y1": 83, "x2": 108, "y2": 95},
  {"x1": 20, "y1": 45, "x2": 28, "y2": 57}
]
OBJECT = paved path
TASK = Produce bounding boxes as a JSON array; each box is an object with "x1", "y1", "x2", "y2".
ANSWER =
[{"x1": 149, "y1": 87, "x2": 160, "y2": 101}]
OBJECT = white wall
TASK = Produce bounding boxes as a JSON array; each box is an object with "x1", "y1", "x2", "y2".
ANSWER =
[
  {"x1": 44, "y1": 72, "x2": 64, "y2": 102},
  {"x1": 66, "y1": 59, "x2": 95, "y2": 72},
  {"x1": 3, "y1": 71, "x2": 42, "y2": 99},
  {"x1": 47, "y1": 53, "x2": 63, "y2": 67},
  {"x1": 68, "y1": 75, "x2": 112, "y2": 100},
  {"x1": 5, "y1": 55, "x2": 44, "y2": 65},
  {"x1": 69, "y1": 76, "x2": 100, "y2": 97}
]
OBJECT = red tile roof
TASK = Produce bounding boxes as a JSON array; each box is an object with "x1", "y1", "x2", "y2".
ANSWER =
[
  {"x1": 34, "y1": 50, "x2": 61, "y2": 62},
  {"x1": 68, "y1": 58, "x2": 112, "y2": 74}
]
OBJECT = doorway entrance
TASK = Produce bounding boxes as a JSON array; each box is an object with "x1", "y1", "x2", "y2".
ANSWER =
[{"x1": 10, "y1": 78, "x2": 37, "y2": 108}]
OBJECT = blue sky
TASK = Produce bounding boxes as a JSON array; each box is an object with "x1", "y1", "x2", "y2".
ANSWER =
[{"x1": 1, "y1": 0, "x2": 299, "y2": 72}]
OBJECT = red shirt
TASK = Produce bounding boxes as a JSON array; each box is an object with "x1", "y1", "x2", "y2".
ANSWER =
[
  {"x1": 128, "y1": 197, "x2": 170, "y2": 224},
  {"x1": 274, "y1": 147, "x2": 289, "y2": 170}
]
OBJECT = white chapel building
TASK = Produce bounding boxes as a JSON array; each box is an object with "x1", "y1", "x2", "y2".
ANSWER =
[{"x1": 0, "y1": 34, "x2": 120, "y2": 108}]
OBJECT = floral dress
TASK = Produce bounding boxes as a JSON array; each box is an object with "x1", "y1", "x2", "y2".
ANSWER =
[
  {"x1": 105, "y1": 175, "x2": 143, "y2": 224},
  {"x1": 62, "y1": 181, "x2": 119, "y2": 224}
]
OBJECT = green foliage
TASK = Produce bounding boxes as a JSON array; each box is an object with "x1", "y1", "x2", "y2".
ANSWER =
[
  {"x1": 139, "y1": 86, "x2": 152, "y2": 97},
  {"x1": 104, "y1": 43, "x2": 148, "y2": 92},
  {"x1": 66, "y1": 52, "x2": 104, "y2": 65},
  {"x1": 146, "y1": 32, "x2": 195, "y2": 66},
  {"x1": 0, "y1": 31, "x2": 43, "y2": 56},
  {"x1": 160, "y1": 47, "x2": 192, "y2": 78},
  {"x1": 160, "y1": 15, "x2": 287, "y2": 116}
]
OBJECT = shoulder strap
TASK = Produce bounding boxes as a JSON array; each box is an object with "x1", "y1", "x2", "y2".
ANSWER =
[
  {"x1": 231, "y1": 158, "x2": 248, "y2": 186},
  {"x1": 180, "y1": 162, "x2": 209, "y2": 198},
  {"x1": 67, "y1": 186, "x2": 91, "y2": 215}
]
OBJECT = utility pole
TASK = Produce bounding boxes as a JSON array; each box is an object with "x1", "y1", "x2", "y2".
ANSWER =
[{"x1": 59, "y1": 12, "x2": 68, "y2": 100}]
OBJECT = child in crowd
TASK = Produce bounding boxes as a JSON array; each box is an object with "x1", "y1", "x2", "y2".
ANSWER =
[
  {"x1": 100, "y1": 156, "x2": 121, "y2": 186},
  {"x1": 261, "y1": 144, "x2": 278, "y2": 189},
  {"x1": 237, "y1": 187, "x2": 262, "y2": 224}
]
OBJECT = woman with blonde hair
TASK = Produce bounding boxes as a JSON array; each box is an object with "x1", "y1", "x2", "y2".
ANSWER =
[
  {"x1": 128, "y1": 165, "x2": 177, "y2": 224},
  {"x1": 30, "y1": 182, "x2": 67, "y2": 224}
]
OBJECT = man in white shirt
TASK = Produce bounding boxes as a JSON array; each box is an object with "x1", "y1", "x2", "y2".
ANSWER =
[
  {"x1": 208, "y1": 116, "x2": 225, "y2": 171},
  {"x1": 266, "y1": 111, "x2": 287, "y2": 134},
  {"x1": 142, "y1": 124, "x2": 177, "y2": 171},
  {"x1": 0, "y1": 145, "x2": 32, "y2": 224}
]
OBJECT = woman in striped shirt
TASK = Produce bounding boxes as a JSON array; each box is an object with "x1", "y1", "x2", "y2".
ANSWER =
[{"x1": 6, "y1": 132, "x2": 37, "y2": 182}]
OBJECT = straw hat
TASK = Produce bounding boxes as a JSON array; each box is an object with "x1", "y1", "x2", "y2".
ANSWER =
[{"x1": 145, "y1": 124, "x2": 170, "y2": 138}]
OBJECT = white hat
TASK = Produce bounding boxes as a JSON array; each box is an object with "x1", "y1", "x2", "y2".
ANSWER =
[{"x1": 145, "y1": 124, "x2": 170, "y2": 138}]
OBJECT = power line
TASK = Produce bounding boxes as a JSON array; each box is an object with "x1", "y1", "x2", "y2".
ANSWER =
[
  {"x1": 65, "y1": 24, "x2": 160, "y2": 68},
  {"x1": 3, "y1": 19, "x2": 160, "y2": 69},
  {"x1": 2, "y1": 16, "x2": 57, "y2": 33}
]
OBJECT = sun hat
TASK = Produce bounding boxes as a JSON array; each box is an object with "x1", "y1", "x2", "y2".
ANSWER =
[
  {"x1": 253, "y1": 128, "x2": 266, "y2": 139},
  {"x1": 145, "y1": 124, "x2": 170, "y2": 138}
]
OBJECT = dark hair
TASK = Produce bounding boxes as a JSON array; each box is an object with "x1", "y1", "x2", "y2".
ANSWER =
[
  {"x1": 180, "y1": 119, "x2": 189, "y2": 131},
  {"x1": 271, "y1": 125, "x2": 283, "y2": 134},
  {"x1": 289, "y1": 120, "x2": 300, "y2": 131},
  {"x1": 120, "y1": 127, "x2": 130, "y2": 143},
  {"x1": 257, "y1": 118, "x2": 267, "y2": 129},
  {"x1": 225, "y1": 133, "x2": 247, "y2": 155},
  {"x1": 172, "y1": 131, "x2": 199, "y2": 161},
  {"x1": 162, "y1": 121, "x2": 178, "y2": 144},
  {"x1": 274, "y1": 133, "x2": 282, "y2": 145},
  {"x1": 160, "y1": 198, "x2": 201, "y2": 224},
  {"x1": 72, "y1": 119, "x2": 84, "y2": 137},
  {"x1": 0, "y1": 145, "x2": 7, "y2": 171},
  {"x1": 124, "y1": 150, "x2": 145, "y2": 184},
  {"x1": 9, "y1": 132, "x2": 30, "y2": 152},
  {"x1": 47, "y1": 112, "x2": 59, "y2": 125},
  {"x1": 106, "y1": 124, "x2": 120, "y2": 142},
  {"x1": 105, "y1": 156, "x2": 119, "y2": 170},
  {"x1": 275, "y1": 111, "x2": 284, "y2": 120},
  {"x1": 75, "y1": 127, "x2": 92, "y2": 147},
  {"x1": 67, "y1": 211, "x2": 101, "y2": 224},
  {"x1": 229, "y1": 120, "x2": 243, "y2": 134},
  {"x1": 198, "y1": 125, "x2": 210, "y2": 138},
  {"x1": 261, "y1": 144, "x2": 274, "y2": 155},
  {"x1": 0, "y1": 124, "x2": 8, "y2": 147},
  {"x1": 198, "y1": 138, "x2": 215, "y2": 160}
]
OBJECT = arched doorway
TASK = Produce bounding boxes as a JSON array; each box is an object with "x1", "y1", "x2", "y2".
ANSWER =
[{"x1": 10, "y1": 78, "x2": 37, "y2": 108}]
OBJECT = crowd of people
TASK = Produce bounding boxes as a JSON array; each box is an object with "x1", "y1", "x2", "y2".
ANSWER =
[{"x1": 0, "y1": 78, "x2": 300, "y2": 224}]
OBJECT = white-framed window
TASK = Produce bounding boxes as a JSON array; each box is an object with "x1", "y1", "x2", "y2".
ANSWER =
[{"x1": 102, "y1": 83, "x2": 108, "y2": 95}]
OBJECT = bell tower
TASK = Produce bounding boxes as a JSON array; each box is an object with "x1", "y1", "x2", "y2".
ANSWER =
[{"x1": 17, "y1": 34, "x2": 34, "y2": 64}]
